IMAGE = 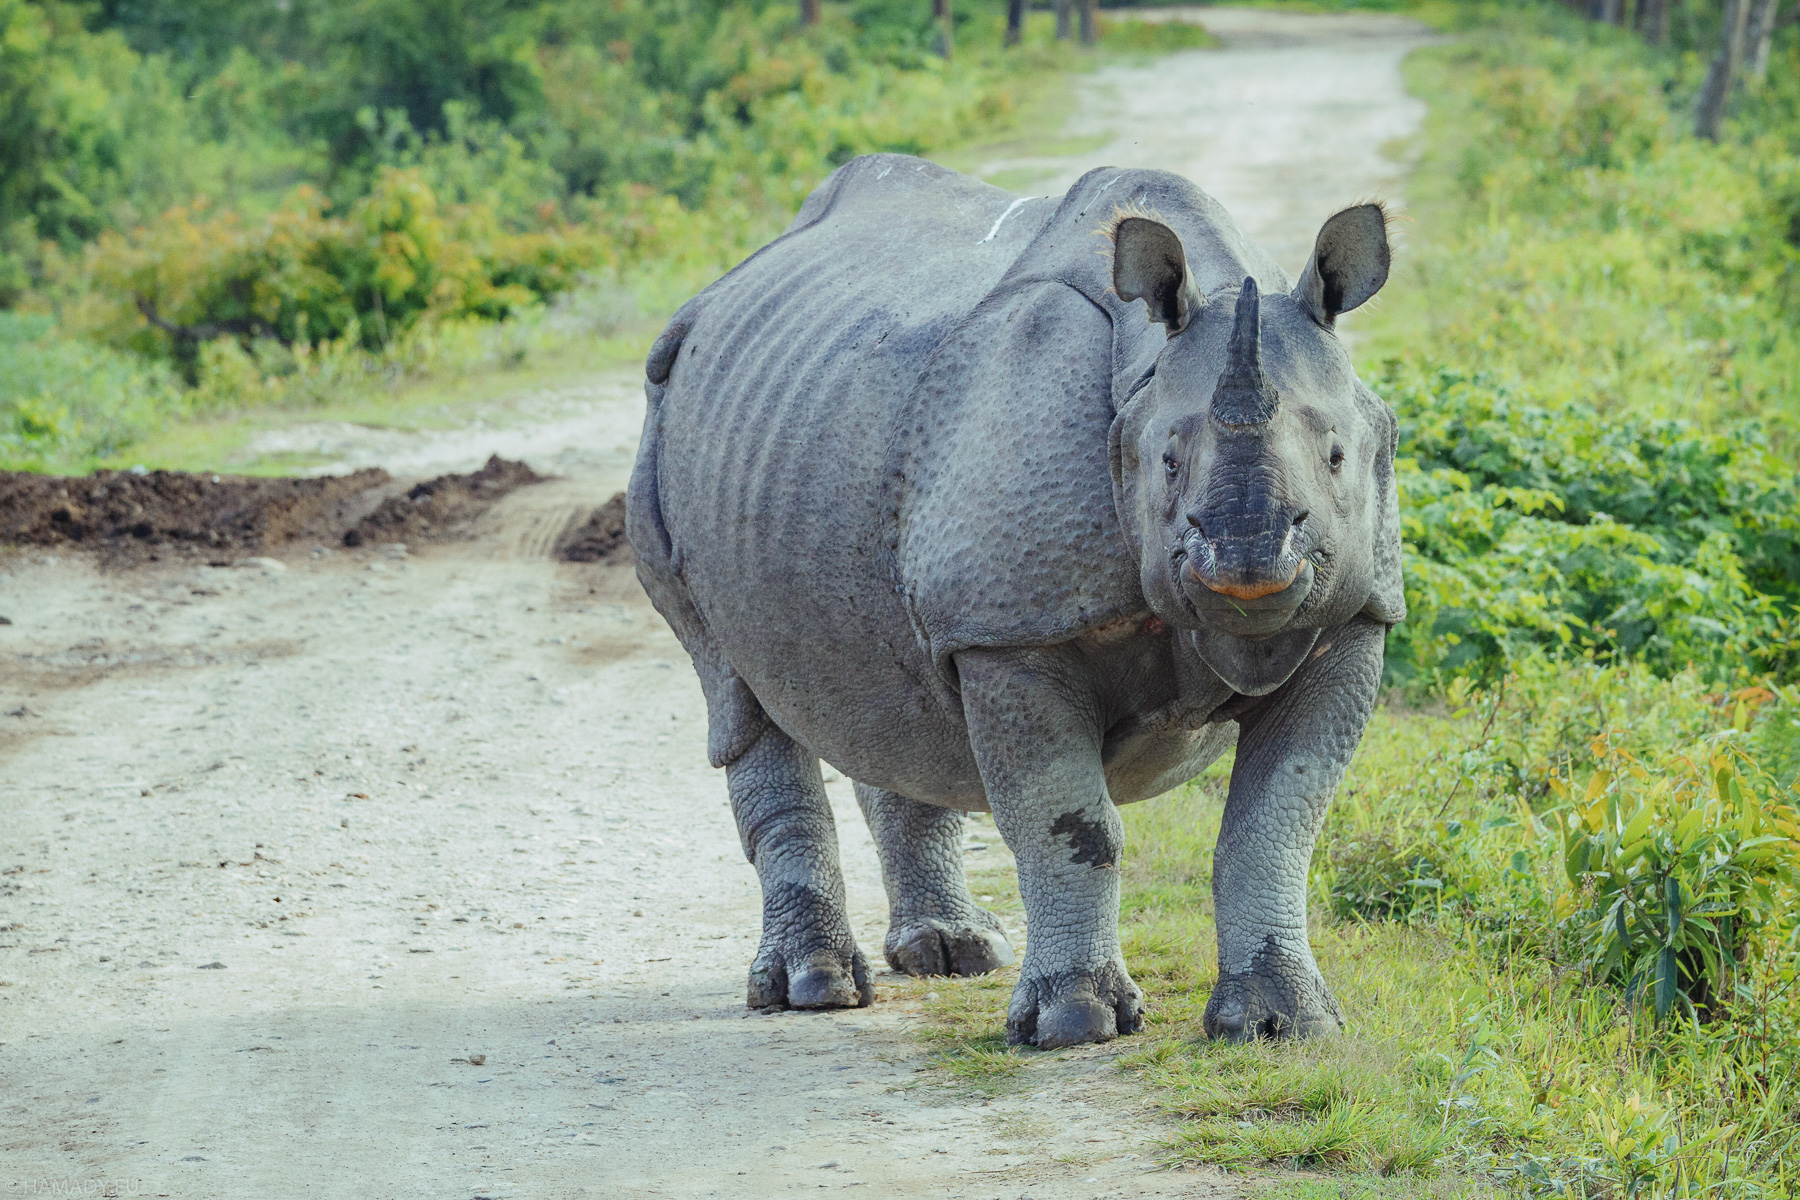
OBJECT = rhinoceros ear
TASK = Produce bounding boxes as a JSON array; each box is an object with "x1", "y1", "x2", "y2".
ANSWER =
[
  {"x1": 1294, "y1": 203, "x2": 1391, "y2": 328},
  {"x1": 1112, "y1": 217, "x2": 1203, "y2": 334}
]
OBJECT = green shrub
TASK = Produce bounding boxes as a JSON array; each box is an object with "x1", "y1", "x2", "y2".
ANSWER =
[
  {"x1": 1555, "y1": 733, "x2": 1798, "y2": 1022},
  {"x1": 1751, "y1": 684, "x2": 1800, "y2": 790},
  {"x1": 66, "y1": 169, "x2": 612, "y2": 374},
  {"x1": 1381, "y1": 362, "x2": 1800, "y2": 688},
  {"x1": 1368, "y1": 24, "x2": 1800, "y2": 447},
  {"x1": 1321, "y1": 664, "x2": 1800, "y2": 1029},
  {"x1": 0, "y1": 310, "x2": 183, "y2": 468},
  {"x1": 1, "y1": 0, "x2": 1080, "y2": 470},
  {"x1": 1298, "y1": 660, "x2": 1800, "y2": 1194}
]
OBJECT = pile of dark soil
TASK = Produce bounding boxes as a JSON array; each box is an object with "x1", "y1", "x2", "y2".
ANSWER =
[
  {"x1": 0, "y1": 468, "x2": 390, "y2": 557},
  {"x1": 1, "y1": 456, "x2": 545, "y2": 562},
  {"x1": 554, "y1": 493, "x2": 629, "y2": 563},
  {"x1": 342, "y1": 456, "x2": 542, "y2": 548}
]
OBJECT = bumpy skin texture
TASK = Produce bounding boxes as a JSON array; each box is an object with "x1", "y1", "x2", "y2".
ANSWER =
[
  {"x1": 628, "y1": 154, "x2": 1405, "y2": 1040},
  {"x1": 854, "y1": 785, "x2": 1014, "y2": 977}
]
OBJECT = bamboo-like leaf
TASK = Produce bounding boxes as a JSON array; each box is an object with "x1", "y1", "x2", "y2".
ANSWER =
[
  {"x1": 1565, "y1": 835, "x2": 1591, "y2": 885},
  {"x1": 1674, "y1": 807, "x2": 1703, "y2": 847},
  {"x1": 1655, "y1": 947, "x2": 1678, "y2": 1021},
  {"x1": 1663, "y1": 875, "x2": 1682, "y2": 946}
]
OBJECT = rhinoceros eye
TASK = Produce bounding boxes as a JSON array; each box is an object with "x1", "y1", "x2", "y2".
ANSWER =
[
  {"x1": 1328, "y1": 446, "x2": 1345, "y2": 471},
  {"x1": 1162, "y1": 453, "x2": 1181, "y2": 480}
]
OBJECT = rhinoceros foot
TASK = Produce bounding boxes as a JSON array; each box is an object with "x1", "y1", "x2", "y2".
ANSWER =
[
  {"x1": 747, "y1": 941, "x2": 874, "y2": 1011},
  {"x1": 1203, "y1": 944, "x2": 1343, "y2": 1042},
  {"x1": 885, "y1": 911, "x2": 1015, "y2": 978},
  {"x1": 1006, "y1": 962, "x2": 1143, "y2": 1050}
]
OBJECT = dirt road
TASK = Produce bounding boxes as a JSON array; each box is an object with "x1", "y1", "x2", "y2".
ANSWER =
[{"x1": 1, "y1": 11, "x2": 1433, "y2": 1198}]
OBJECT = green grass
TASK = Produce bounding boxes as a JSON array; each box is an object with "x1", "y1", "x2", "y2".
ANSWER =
[{"x1": 911, "y1": 676, "x2": 1800, "y2": 1197}]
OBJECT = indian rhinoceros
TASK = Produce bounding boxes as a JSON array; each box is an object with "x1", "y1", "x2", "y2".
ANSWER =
[{"x1": 627, "y1": 154, "x2": 1403, "y2": 1048}]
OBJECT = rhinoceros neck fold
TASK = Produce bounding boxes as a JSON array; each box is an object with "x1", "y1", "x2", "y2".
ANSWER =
[{"x1": 1183, "y1": 625, "x2": 1320, "y2": 697}]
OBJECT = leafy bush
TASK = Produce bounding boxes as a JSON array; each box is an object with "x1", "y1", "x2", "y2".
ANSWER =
[
  {"x1": 1289, "y1": 661, "x2": 1800, "y2": 1194},
  {"x1": 1322, "y1": 664, "x2": 1800, "y2": 1032},
  {"x1": 1555, "y1": 732, "x2": 1799, "y2": 1022},
  {"x1": 1368, "y1": 17, "x2": 1800, "y2": 449},
  {"x1": 0, "y1": 310, "x2": 182, "y2": 467},
  {"x1": 65, "y1": 169, "x2": 611, "y2": 374},
  {"x1": 0, "y1": 0, "x2": 1090, "y2": 470},
  {"x1": 1382, "y1": 362, "x2": 1800, "y2": 688}
]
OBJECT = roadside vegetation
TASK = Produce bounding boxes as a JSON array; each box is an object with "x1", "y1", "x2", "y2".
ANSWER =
[{"x1": 914, "y1": 3, "x2": 1800, "y2": 1199}]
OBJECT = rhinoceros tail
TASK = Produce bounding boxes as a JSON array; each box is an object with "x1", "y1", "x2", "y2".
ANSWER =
[{"x1": 646, "y1": 302, "x2": 699, "y2": 387}]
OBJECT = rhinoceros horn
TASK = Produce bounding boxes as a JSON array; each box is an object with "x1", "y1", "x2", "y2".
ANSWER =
[{"x1": 1210, "y1": 277, "x2": 1280, "y2": 427}]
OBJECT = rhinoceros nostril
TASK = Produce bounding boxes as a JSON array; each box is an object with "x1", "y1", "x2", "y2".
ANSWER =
[{"x1": 1291, "y1": 510, "x2": 1310, "y2": 527}]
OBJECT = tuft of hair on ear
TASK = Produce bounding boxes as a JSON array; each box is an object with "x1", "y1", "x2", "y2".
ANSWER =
[
  {"x1": 1095, "y1": 202, "x2": 1164, "y2": 272},
  {"x1": 1349, "y1": 196, "x2": 1398, "y2": 234},
  {"x1": 1298, "y1": 199, "x2": 1398, "y2": 328},
  {"x1": 1103, "y1": 204, "x2": 1203, "y2": 333}
]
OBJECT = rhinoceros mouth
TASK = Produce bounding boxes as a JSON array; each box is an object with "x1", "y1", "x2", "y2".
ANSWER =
[
  {"x1": 1170, "y1": 526, "x2": 1312, "y2": 635},
  {"x1": 1186, "y1": 556, "x2": 1304, "y2": 600},
  {"x1": 1177, "y1": 526, "x2": 1306, "y2": 598}
]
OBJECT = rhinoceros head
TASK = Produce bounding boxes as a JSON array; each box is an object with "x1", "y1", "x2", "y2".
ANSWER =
[{"x1": 1110, "y1": 204, "x2": 1394, "y2": 641}]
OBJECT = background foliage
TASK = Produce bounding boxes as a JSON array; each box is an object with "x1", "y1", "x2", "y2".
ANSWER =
[
  {"x1": 2, "y1": 0, "x2": 1140, "y2": 468},
  {"x1": 1365, "y1": 1, "x2": 1800, "y2": 692}
]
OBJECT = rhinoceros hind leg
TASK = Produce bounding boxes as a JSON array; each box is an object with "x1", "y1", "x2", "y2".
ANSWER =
[
  {"x1": 727, "y1": 727, "x2": 872, "y2": 1011},
  {"x1": 853, "y1": 784, "x2": 1014, "y2": 977}
]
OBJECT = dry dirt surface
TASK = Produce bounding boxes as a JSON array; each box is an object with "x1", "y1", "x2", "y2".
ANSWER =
[
  {"x1": 1, "y1": 10, "x2": 1432, "y2": 1198},
  {"x1": 974, "y1": 6, "x2": 1434, "y2": 273}
]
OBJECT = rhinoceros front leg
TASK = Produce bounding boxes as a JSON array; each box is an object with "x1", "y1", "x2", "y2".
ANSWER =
[
  {"x1": 957, "y1": 647, "x2": 1143, "y2": 1049},
  {"x1": 726, "y1": 726, "x2": 873, "y2": 1010},
  {"x1": 853, "y1": 784, "x2": 1015, "y2": 977},
  {"x1": 1206, "y1": 615, "x2": 1387, "y2": 1042}
]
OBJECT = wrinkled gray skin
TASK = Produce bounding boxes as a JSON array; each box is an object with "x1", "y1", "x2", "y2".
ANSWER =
[{"x1": 628, "y1": 155, "x2": 1405, "y2": 1048}]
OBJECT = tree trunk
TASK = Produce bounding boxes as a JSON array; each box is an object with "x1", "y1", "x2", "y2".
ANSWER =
[
  {"x1": 1006, "y1": 0, "x2": 1024, "y2": 46},
  {"x1": 1598, "y1": 0, "x2": 1624, "y2": 22},
  {"x1": 1695, "y1": 0, "x2": 1750, "y2": 141},
  {"x1": 1635, "y1": 0, "x2": 1669, "y2": 42},
  {"x1": 1055, "y1": 0, "x2": 1071, "y2": 41},
  {"x1": 933, "y1": 0, "x2": 953, "y2": 59},
  {"x1": 1077, "y1": 0, "x2": 1096, "y2": 45},
  {"x1": 799, "y1": 0, "x2": 819, "y2": 25},
  {"x1": 1746, "y1": 0, "x2": 1782, "y2": 79}
]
